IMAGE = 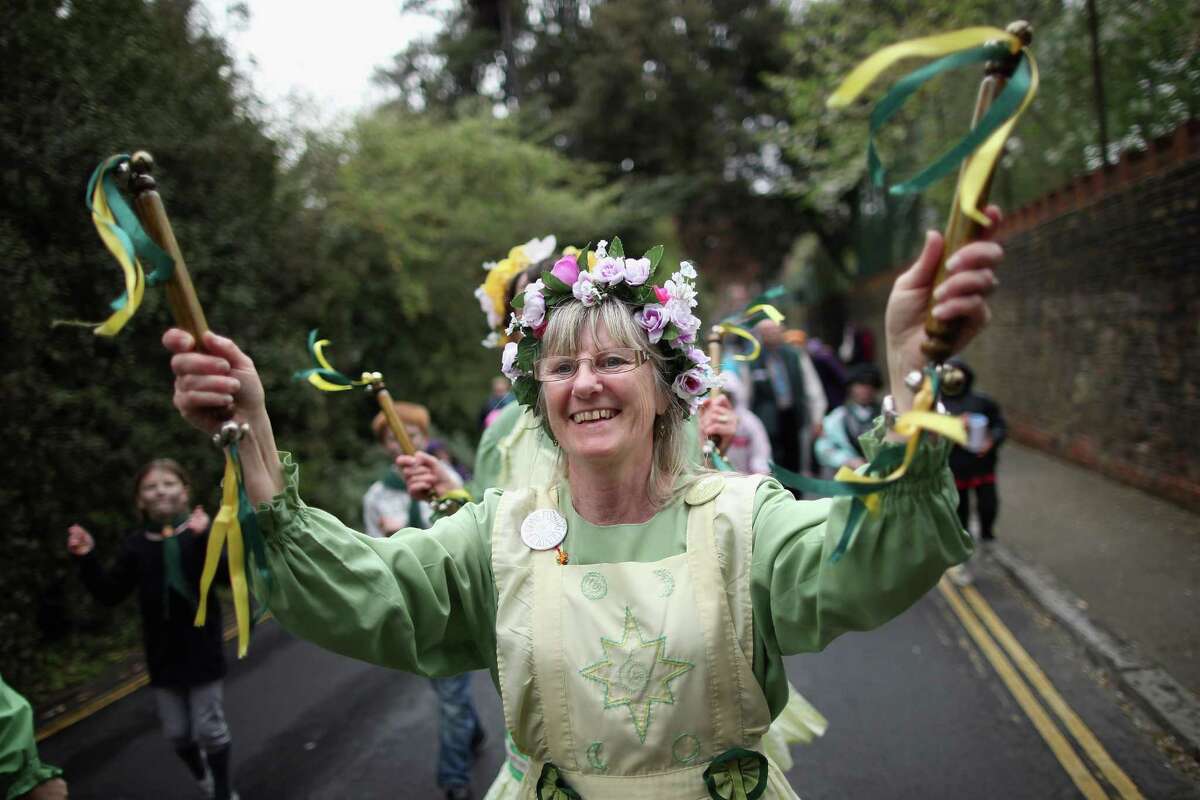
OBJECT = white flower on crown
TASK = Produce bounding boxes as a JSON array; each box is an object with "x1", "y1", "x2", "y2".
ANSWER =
[
  {"x1": 624, "y1": 257, "x2": 651, "y2": 285},
  {"x1": 573, "y1": 271, "x2": 603, "y2": 306},
  {"x1": 521, "y1": 236, "x2": 558, "y2": 265},
  {"x1": 521, "y1": 279, "x2": 547, "y2": 328},
  {"x1": 665, "y1": 276, "x2": 698, "y2": 309},
  {"x1": 482, "y1": 331, "x2": 501, "y2": 349},
  {"x1": 505, "y1": 312, "x2": 522, "y2": 336},
  {"x1": 679, "y1": 260, "x2": 697, "y2": 280},
  {"x1": 501, "y1": 342, "x2": 524, "y2": 381},
  {"x1": 595, "y1": 240, "x2": 609, "y2": 259},
  {"x1": 482, "y1": 260, "x2": 498, "y2": 272}
]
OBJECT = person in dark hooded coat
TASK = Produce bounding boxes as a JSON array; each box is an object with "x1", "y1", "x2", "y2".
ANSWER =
[{"x1": 942, "y1": 358, "x2": 1006, "y2": 541}]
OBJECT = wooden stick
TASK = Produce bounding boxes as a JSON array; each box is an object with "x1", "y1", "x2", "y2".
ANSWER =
[
  {"x1": 921, "y1": 21, "x2": 1033, "y2": 363},
  {"x1": 125, "y1": 151, "x2": 210, "y2": 344},
  {"x1": 368, "y1": 379, "x2": 418, "y2": 455}
]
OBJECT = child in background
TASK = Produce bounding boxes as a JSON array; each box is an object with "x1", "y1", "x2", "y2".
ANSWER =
[
  {"x1": 942, "y1": 357, "x2": 1007, "y2": 542},
  {"x1": 67, "y1": 459, "x2": 237, "y2": 800},
  {"x1": 815, "y1": 363, "x2": 883, "y2": 474}
]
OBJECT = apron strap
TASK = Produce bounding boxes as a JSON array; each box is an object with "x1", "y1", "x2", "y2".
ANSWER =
[
  {"x1": 686, "y1": 488, "x2": 748, "y2": 750},
  {"x1": 531, "y1": 487, "x2": 581, "y2": 771}
]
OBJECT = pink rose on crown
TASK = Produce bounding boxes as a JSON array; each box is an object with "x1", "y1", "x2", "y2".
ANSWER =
[
  {"x1": 592, "y1": 257, "x2": 626, "y2": 284},
  {"x1": 654, "y1": 286, "x2": 669, "y2": 304},
  {"x1": 551, "y1": 254, "x2": 580, "y2": 286},
  {"x1": 634, "y1": 304, "x2": 669, "y2": 344},
  {"x1": 672, "y1": 367, "x2": 710, "y2": 402}
]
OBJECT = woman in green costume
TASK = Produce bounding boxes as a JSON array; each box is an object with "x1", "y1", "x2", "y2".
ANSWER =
[
  {"x1": 163, "y1": 223, "x2": 1002, "y2": 798},
  {"x1": 470, "y1": 238, "x2": 825, "y2": 796}
]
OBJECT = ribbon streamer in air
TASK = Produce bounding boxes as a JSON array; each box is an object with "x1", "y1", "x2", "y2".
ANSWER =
[
  {"x1": 828, "y1": 26, "x2": 1038, "y2": 225},
  {"x1": 62, "y1": 154, "x2": 176, "y2": 335}
]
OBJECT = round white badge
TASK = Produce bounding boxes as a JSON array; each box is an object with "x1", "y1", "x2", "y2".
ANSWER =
[{"x1": 520, "y1": 509, "x2": 568, "y2": 551}]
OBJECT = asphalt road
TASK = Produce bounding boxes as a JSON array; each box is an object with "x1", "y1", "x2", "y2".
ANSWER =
[{"x1": 41, "y1": 555, "x2": 1200, "y2": 799}]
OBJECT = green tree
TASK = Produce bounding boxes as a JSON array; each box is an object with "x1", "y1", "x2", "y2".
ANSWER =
[
  {"x1": 379, "y1": 0, "x2": 803, "y2": 284},
  {"x1": 0, "y1": 0, "x2": 281, "y2": 696}
]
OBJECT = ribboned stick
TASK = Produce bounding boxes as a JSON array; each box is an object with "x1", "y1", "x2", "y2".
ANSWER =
[
  {"x1": 921, "y1": 20, "x2": 1033, "y2": 365},
  {"x1": 122, "y1": 151, "x2": 245, "y2": 445}
]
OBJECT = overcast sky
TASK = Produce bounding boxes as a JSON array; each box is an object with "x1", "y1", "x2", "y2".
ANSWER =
[{"x1": 199, "y1": 0, "x2": 443, "y2": 123}]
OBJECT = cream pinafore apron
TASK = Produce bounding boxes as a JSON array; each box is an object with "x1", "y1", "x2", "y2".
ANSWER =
[{"x1": 491, "y1": 474, "x2": 802, "y2": 799}]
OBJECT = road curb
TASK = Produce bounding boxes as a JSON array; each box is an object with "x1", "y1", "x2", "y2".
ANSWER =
[{"x1": 989, "y1": 542, "x2": 1200, "y2": 759}]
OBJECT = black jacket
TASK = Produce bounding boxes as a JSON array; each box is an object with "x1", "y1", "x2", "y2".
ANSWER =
[
  {"x1": 943, "y1": 361, "x2": 1007, "y2": 479},
  {"x1": 77, "y1": 524, "x2": 226, "y2": 687}
]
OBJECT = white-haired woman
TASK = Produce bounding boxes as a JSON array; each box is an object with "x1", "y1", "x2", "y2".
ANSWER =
[{"x1": 164, "y1": 222, "x2": 1002, "y2": 798}]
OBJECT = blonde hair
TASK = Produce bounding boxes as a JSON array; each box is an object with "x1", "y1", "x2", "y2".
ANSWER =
[{"x1": 534, "y1": 298, "x2": 701, "y2": 507}]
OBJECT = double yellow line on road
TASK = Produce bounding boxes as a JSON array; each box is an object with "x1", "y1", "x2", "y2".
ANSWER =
[{"x1": 938, "y1": 578, "x2": 1143, "y2": 800}]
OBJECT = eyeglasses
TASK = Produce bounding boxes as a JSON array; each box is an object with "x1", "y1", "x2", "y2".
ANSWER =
[{"x1": 534, "y1": 348, "x2": 649, "y2": 382}]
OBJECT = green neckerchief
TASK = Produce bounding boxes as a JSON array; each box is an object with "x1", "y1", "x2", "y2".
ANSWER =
[
  {"x1": 147, "y1": 512, "x2": 198, "y2": 612},
  {"x1": 380, "y1": 467, "x2": 426, "y2": 531}
]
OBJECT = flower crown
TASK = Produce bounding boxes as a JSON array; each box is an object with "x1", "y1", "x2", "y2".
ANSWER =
[
  {"x1": 499, "y1": 237, "x2": 721, "y2": 415},
  {"x1": 475, "y1": 235, "x2": 559, "y2": 348}
]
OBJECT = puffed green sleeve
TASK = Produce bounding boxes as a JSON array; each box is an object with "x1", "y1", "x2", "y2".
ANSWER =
[
  {"x1": 751, "y1": 423, "x2": 972, "y2": 663},
  {"x1": 0, "y1": 675, "x2": 62, "y2": 800},
  {"x1": 255, "y1": 453, "x2": 500, "y2": 679}
]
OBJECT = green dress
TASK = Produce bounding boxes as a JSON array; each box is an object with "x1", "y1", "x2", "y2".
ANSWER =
[
  {"x1": 0, "y1": 675, "x2": 62, "y2": 800},
  {"x1": 254, "y1": 426, "x2": 970, "y2": 716}
]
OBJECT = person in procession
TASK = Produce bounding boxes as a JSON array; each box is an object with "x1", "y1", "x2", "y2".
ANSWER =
[
  {"x1": 942, "y1": 357, "x2": 1007, "y2": 543},
  {"x1": 0, "y1": 675, "x2": 67, "y2": 800},
  {"x1": 361, "y1": 402, "x2": 485, "y2": 800},
  {"x1": 66, "y1": 460, "x2": 238, "y2": 800},
  {"x1": 470, "y1": 239, "x2": 823, "y2": 797},
  {"x1": 814, "y1": 363, "x2": 885, "y2": 475},
  {"x1": 162, "y1": 215, "x2": 1002, "y2": 797},
  {"x1": 740, "y1": 320, "x2": 828, "y2": 479}
]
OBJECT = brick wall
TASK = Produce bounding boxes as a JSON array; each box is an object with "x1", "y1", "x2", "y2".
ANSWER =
[{"x1": 846, "y1": 120, "x2": 1200, "y2": 511}]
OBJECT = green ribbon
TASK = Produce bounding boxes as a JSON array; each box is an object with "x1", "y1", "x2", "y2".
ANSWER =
[
  {"x1": 711, "y1": 449, "x2": 734, "y2": 472},
  {"x1": 703, "y1": 748, "x2": 769, "y2": 800},
  {"x1": 84, "y1": 154, "x2": 175, "y2": 310},
  {"x1": 232, "y1": 443, "x2": 271, "y2": 624},
  {"x1": 535, "y1": 763, "x2": 582, "y2": 800},
  {"x1": 292, "y1": 329, "x2": 367, "y2": 388},
  {"x1": 867, "y1": 43, "x2": 1031, "y2": 196}
]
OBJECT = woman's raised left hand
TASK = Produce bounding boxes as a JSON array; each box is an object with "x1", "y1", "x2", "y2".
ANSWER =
[{"x1": 885, "y1": 205, "x2": 1003, "y2": 410}]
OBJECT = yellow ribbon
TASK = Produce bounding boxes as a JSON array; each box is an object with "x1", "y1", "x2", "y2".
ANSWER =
[
  {"x1": 827, "y1": 27, "x2": 1018, "y2": 109},
  {"x1": 194, "y1": 452, "x2": 251, "y2": 657},
  {"x1": 827, "y1": 26, "x2": 1035, "y2": 226},
  {"x1": 302, "y1": 338, "x2": 373, "y2": 392},
  {"x1": 959, "y1": 49, "x2": 1039, "y2": 225},
  {"x1": 716, "y1": 304, "x2": 785, "y2": 362},
  {"x1": 89, "y1": 172, "x2": 146, "y2": 336},
  {"x1": 832, "y1": 381, "x2": 967, "y2": 513}
]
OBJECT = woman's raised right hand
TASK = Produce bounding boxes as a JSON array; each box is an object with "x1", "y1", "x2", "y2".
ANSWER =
[
  {"x1": 67, "y1": 524, "x2": 94, "y2": 556},
  {"x1": 163, "y1": 329, "x2": 264, "y2": 435}
]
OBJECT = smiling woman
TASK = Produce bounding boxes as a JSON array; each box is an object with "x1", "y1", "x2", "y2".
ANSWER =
[
  {"x1": 163, "y1": 225, "x2": 1002, "y2": 798},
  {"x1": 536, "y1": 299, "x2": 690, "y2": 514}
]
